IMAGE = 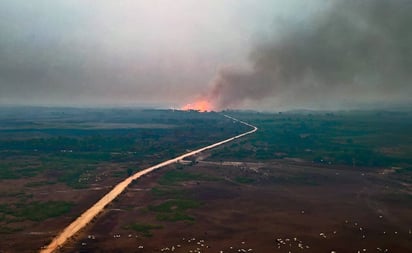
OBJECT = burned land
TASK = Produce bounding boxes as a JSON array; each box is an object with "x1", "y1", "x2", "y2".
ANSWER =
[{"x1": 0, "y1": 108, "x2": 411, "y2": 252}]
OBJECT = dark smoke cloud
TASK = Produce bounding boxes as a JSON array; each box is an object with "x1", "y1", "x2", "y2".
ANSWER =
[{"x1": 211, "y1": 0, "x2": 412, "y2": 110}]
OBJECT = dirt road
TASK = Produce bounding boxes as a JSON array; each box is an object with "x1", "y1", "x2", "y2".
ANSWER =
[{"x1": 40, "y1": 115, "x2": 257, "y2": 253}]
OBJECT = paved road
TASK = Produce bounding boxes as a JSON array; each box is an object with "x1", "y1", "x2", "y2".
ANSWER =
[{"x1": 40, "y1": 115, "x2": 257, "y2": 253}]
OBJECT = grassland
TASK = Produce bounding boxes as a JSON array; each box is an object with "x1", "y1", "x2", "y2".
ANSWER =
[
  {"x1": 211, "y1": 110, "x2": 412, "y2": 169},
  {"x1": 43, "y1": 109, "x2": 412, "y2": 253},
  {"x1": 0, "y1": 107, "x2": 248, "y2": 252},
  {"x1": 1, "y1": 107, "x2": 411, "y2": 252},
  {"x1": 0, "y1": 108, "x2": 247, "y2": 188}
]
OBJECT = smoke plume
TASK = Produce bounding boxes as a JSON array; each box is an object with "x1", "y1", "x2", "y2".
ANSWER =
[{"x1": 210, "y1": 0, "x2": 412, "y2": 110}]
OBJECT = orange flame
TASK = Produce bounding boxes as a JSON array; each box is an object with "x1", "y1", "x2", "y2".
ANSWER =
[{"x1": 181, "y1": 99, "x2": 213, "y2": 112}]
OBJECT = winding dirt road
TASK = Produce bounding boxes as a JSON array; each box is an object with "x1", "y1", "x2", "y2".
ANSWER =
[{"x1": 40, "y1": 115, "x2": 257, "y2": 253}]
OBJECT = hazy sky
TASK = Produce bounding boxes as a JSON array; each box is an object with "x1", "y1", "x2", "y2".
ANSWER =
[{"x1": 0, "y1": 0, "x2": 411, "y2": 110}]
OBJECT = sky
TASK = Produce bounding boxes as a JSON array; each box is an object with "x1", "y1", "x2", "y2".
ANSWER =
[{"x1": 0, "y1": 0, "x2": 411, "y2": 110}]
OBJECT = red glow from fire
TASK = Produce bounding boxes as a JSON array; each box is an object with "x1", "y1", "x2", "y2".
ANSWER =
[{"x1": 181, "y1": 99, "x2": 213, "y2": 112}]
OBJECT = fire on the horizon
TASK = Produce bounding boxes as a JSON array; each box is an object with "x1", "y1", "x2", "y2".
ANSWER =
[{"x1": 181, "y1": 99, "x2": 213, "y2": 112}]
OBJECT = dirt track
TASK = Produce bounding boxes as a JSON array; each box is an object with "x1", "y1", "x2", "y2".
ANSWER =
[{"x1": 40, "y1": 115, "x2": 257, "y2": 253}]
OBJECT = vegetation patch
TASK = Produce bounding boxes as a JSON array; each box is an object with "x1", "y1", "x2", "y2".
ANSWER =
[
  {"x1": 57, "y1": 167, "x2": 95, "y2": 189},
  {"x1": 151, "y1": 187, "x2": 187, "y2": 199},
  {"x1": 0, "y1": 226, "x2": 24, "y2": 234},
  {"x1": 269, "y1": 174, "x2": 322, "y2": 186},
  {"x1": 391, "y1": 167, "x2": 412, "y2": 183},
  {"x1": 0, "y1": 192, "x2": 33, "y2": 202},
  {"x1": 156, "y1": 212, "x2": 195, "y2": 222},
  {"x1": 149, "y1": 199, "x2": 200, "y2": 212},
  {"x1": 235, "y1": 176, "x2": 255, "y2": 184},
  {"x1": 0, "y1": 201, "x2": 73, "y2": 222},
  {"x1": 124, "y1": 223, "x2": 162, "y2": 237},
  {"x1": 149, "y1": 199, "x2": 201, "y2": 222},
  {"x1": 25, "y1": 180, "x2": 56, "y2": 187},
  {"x1": 111, "y1": 170, "x2": 126, "y2": 178},
  {"x1": 158, "y1": 170, "x2": 215, "y2": 185},
  {"x1": 211, "y1": 111, "x2": 412, "y2": 169},
  {"x1": 0, "y1": 165, "x2": 43, "y2": 180}
]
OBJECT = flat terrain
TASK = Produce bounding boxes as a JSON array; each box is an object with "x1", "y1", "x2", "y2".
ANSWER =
[
  {"x1": 0, "y1": 108, "x2": 411, "y2": 252},
  {"x1": 60, "y1": 155, "x2": 412, "y2": 253},
  {"x1": 0, "y1": 108, "x2": 247, "y2": 252}
]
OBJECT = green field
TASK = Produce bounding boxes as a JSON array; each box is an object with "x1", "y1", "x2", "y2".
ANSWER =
[
  {"x1": 0, "y1": 107, "x2": 247, "y2": 188},
  {"x1": 211, "y1": 110, "x2": 412, "y2": 169}
]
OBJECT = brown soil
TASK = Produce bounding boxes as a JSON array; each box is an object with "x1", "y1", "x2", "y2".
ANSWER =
[{"x1": 57, "y1": 158, "x2": 412, "y2": 253}]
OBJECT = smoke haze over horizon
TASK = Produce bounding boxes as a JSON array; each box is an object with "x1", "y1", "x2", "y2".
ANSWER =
[
  {"x1": 1, "y1": 0, "x2": 411, "y2": 111},
  {"x1": 208, "y1": 0, "x2": 412, "y2": 110}
]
